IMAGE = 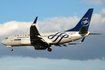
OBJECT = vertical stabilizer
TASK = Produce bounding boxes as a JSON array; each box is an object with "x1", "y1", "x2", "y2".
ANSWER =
[{"x1": 66, "y1": 8, "x2": 93, "y2": 31}]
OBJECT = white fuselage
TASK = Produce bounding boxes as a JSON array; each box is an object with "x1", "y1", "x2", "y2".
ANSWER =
[
  {"x1": 1, "y1": 8, "x2": 94, "y2": 52},
  {"x1": 1, "y1": 31, "x2": 89, "y2": 47}
]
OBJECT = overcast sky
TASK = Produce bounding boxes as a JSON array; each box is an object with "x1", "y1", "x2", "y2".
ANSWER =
[{"x1": 0, "y1": 0, "x2": 105, "y2": 70}]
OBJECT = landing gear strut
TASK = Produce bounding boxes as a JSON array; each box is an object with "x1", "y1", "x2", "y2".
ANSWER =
[
  {"x1": 47, "y1": 48, "x2": 52, "y2": 52},
  {"x1": 10, "y1": 46, "x2": 13, "y2": 51},
  {"x1": 11, "y1": 48, "x2": 13, "y2": 51}
]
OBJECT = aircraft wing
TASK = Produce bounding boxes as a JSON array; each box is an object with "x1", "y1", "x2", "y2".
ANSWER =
[
  {"x1": 30, "y1": 17, "x2": 40, "y2": 37},
  {"x1": 30, "y1": 17, "x2": 42, "y2": 45},
  {"x1": 30, "y1": 17, "x2": 48, "y2": 47}
]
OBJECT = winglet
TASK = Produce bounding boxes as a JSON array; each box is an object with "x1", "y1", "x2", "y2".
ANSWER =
[{"x1": 33, "y1": 16, "x2": 38, "y2": 24}]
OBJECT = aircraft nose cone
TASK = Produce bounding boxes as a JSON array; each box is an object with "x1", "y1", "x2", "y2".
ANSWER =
[{"x1": 1, "y1": 40, "x2": 5, "y2": 45}]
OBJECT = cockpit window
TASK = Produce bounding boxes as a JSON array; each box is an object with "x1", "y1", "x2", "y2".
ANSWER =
[{"x1": 5, "y1": 37, "x2": 8, "y2": 39}]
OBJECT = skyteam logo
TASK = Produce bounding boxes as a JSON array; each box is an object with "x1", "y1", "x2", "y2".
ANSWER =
[
  {"x1": 48, "y1": 32, "x2": 69, "y2": 44},
  {"x1": 81, "y1": 17, "x2": 89, "y2": 26}
]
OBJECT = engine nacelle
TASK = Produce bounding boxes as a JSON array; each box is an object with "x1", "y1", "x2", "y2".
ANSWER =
[{"x1": 34, "y1": 46, "x2": 46, "y2": 50}]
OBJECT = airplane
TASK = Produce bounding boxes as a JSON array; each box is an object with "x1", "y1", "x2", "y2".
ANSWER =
[{"x1": 1, "y1": 8, "x2": 101, "y2": 52}]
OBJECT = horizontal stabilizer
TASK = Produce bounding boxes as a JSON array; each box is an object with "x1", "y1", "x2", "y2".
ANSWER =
[
  {"x1": 89, "y1": 33, "x2": 102, "y2": 35},
  {"x1": 79, "y1": 26, "x2": 88, "y2": 34},
  {"x1": 64, "y1": 37, "x2": 86, "y2": 45}
]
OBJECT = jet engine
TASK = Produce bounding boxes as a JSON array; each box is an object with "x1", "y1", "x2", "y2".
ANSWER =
[{"x1": 34, "y1": 46, "x2": 46, "y2": 50}]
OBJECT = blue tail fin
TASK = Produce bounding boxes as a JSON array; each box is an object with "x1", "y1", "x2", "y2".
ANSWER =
[{"x1": 66, "y1": 8, "x2": 93, "y2": 31}]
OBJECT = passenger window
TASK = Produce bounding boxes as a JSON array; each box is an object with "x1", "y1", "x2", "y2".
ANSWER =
[{"x1": 14, "y1": 39, "x2": 21, "y2": 41}]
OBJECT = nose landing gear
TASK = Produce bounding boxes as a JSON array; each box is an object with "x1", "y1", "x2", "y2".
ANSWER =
[
  {"x1": 7, "y1": 46, "x2": 13, "y2": 51},
  {"x1": 10, "y1": 46, "x2": 13, "y2": 51},
  {"x1": 11, "y1": 48, "x2": 13, "y2": 51}
]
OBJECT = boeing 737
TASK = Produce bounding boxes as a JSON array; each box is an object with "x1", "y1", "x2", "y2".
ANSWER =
[{"x1": 1, "y1": 8, "x2": 100, "y2": 52}]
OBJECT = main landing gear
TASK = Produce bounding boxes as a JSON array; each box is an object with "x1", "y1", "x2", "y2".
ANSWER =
[
  {"x1": 47, "y1": 48, "x2": 52, "y2": 52},
  {"x1": 46, "y1": 45, "x2": 52, "y2": 52}
]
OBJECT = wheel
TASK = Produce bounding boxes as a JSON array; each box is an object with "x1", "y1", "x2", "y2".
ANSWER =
[
  {"x1": 47, "y1": 48, "x2": 52, "y2": 52},
  {"x1": 11, "y1": 49, "x2": 13, "y2": 51}
]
